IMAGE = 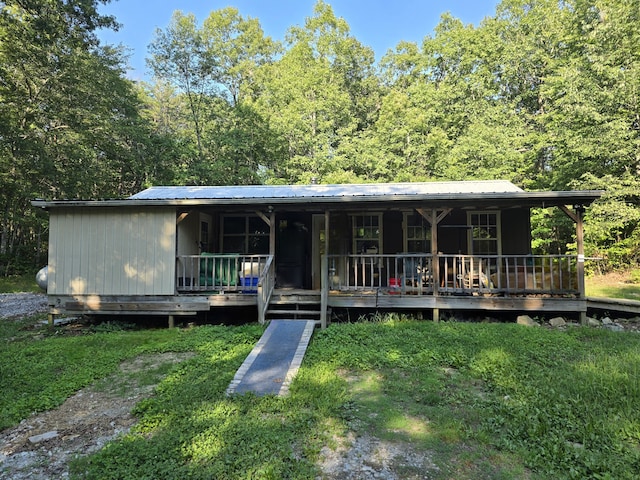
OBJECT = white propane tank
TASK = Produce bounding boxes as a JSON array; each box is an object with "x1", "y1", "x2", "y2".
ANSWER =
[{"x1": 36, "y1": 266, "x2": 48, "y2": 290}]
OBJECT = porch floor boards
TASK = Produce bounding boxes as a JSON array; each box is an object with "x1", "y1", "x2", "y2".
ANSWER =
[{"x1": 226, "y1": 319, "x2": 316, "y2": 397}]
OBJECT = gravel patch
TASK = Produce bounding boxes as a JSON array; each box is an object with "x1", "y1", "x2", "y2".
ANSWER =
[
  {"x1": 318, "y1": 432, "x2": 439, "y2": 479},
  {"x1": 0, "y1": 352, "x2": 194, "y2": 480},
  {"x1": 0, "y1": 293, "x2": 48, "y2": 319}
]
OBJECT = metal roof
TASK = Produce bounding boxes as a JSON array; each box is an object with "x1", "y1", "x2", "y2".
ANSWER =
[
  {"x1": 129, "y1": 180, "x2": 524, "y2": 201},
  {"x1": 32, "y1": 180, "x2": 602, "y2": 209}
]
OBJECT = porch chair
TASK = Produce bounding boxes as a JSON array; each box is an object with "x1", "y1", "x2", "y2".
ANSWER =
[
  {"x1": 462, "y1": 258, "x2": 493, "y2": 290},
  {"x1": 403, "y1": 256, "x2": 432, "y2": 291},
  {"x1": 199, "y1": 253, "x2": 238, "y2": 291}
]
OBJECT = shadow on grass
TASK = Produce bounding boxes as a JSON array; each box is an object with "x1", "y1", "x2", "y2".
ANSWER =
[{"x1": 69, "y1": 324, "x2": 347, "y2": 479}]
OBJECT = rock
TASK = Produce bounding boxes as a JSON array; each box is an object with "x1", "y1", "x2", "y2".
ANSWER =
[
  {"x1": 517, "y1": 315, "x2": 539, "y2": 327},
  {"x1": 587, "y1": 317, "x2": 601, "y2": 327},
  {"x1": 601, "y1": 317, "x2": 612, "y2": 325},
  {"x1": 603, "y1": 323, "x2": 625, "y2": 332},
  {"x1": 29, "y1": 431, "x2": 58, "y2": 443},
  {"x1": 549, "y1": 316, "x2": 566, "y2": 327}
]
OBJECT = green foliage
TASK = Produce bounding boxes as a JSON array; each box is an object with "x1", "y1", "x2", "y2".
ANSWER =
[
  {"x1": 577, "y1": 173, "x2": 640, "y2": 270},
  {"x1": 0, "y1": 0, "x2": 177, "y2": 274},
  {"x1": 0, "y1": 272, "x2": 40, "y2": 292}
]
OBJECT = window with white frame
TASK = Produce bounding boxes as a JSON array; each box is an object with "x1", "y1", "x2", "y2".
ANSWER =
[
  {"x1": 350, "y1": 213, "x2": 382, "y2": 254},
  {"x1": 221, "y1": 215, "x2": 269, "y2": 254},
  {"x1": 467, "y1": 211, "x2": 500, "y2": 255},
  {"x1": 403, "y1": 212, "x2": 431, "y2": 252}
]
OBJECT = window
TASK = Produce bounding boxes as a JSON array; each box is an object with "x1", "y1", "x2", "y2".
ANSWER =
[
  {"x1": 200, "y1": 221, "x2": 209, "y2": 251},
  {"x1": 468, "y1": 212, "x2": 500, "y2": 255},
  {"x1": 403, "y1": 212, "x2": 431, "y2": 252},
  {"x1": 221, "y1": 215, "x2": 269, "y2": 254},
  {"x1": 350, "y1": 213, "x2": 382, "y2": 254}
]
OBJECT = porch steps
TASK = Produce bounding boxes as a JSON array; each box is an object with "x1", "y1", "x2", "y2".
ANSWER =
[{"x1": 266, "y1": 290, "x2": 324, "y2": 323}]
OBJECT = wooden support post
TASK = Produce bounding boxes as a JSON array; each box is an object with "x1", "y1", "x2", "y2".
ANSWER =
[
  {"x1": 269, "y1": 211, "x2": 276, "y2": 258},
  {"x1": 320, "y1": 211, "x2": 330, "y2": 329},
  {"x1": 431, "y1": 209, "x2": 440, "y2": 322},
  {"x1": 576, "y1": 208, "x2": 587, "y2": 325},
  {"x1": 48, "y1": 313, "x2": 55, "y2": 327},
  {"x1": 560, "y1": 204, "x2": 587, "y2": 325},
  {"x1": 168, "y1": 315, "x2": 175, "y2": 328},
  {"x1": 321, "y1": 254, "x2": 329, "y2": 329}
]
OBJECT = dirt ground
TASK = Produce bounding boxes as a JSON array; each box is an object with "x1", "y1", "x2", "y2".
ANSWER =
[
  {"x1": 0, "y1": 352, "x2": 194, "y2": 480},
  {"x1": 0, "y1": 341, "x2": 436, "y2": 480}
]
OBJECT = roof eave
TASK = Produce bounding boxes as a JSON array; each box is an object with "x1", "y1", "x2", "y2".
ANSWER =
[{"x1": 31, "y1": 190, "x2": 603, "y2": 210}]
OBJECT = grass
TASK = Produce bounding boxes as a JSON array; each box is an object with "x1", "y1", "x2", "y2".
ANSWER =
[
  {"x1": 586, "y1": 270, "x2": 640, "y2": 301},
  {"x1": 1, "y1": 315, "x2": 640, "y2": 479},
  {"x1": 0, "y1": 272, "x2": 40, "y2": 293}
]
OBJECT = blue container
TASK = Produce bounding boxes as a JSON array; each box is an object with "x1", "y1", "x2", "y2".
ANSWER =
[{"x1": 241, "y1": 276, "x2": 259, "y2": 293}]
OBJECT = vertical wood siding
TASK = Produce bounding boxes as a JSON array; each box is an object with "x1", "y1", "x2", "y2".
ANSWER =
[{"x1": 48, "y1": 207, "x2": 176, "y2": 295}]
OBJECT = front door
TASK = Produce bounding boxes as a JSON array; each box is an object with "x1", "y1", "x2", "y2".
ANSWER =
[{"x1": 276, "y1": 217, "x2": 308, "y2": 288}]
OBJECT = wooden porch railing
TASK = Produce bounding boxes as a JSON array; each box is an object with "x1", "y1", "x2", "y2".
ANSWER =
[
  {"x1": 326, "y1": 254, "x2": 433, "y2": 293},
  {"x1": 438, "y1": 254, "x2": 579, "y2": 294},
  {"x1": 325, "y1": 253, "x2": 579, "y2": 296},
  {"x1": 176, "y1": 254, "x2": 271, "y2": 293},
  {"x1": 257, "y1": 256, "x2": 275, "y2": 324}
]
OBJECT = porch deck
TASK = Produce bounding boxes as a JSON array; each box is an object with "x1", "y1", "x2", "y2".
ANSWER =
[
  {"x1": 174, "y1": 253, "x2": 585, "y2": 326},
  {"x1": 47, "y1": 252, "x2": 586, "y2": 325}
]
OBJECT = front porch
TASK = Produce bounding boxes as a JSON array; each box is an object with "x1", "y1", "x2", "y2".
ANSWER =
[{"x1": 175, "y1": 252, "x2": 585, "y2": 327}]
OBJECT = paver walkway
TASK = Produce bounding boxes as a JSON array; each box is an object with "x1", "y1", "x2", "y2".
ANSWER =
[{"x1": 226, "y1": 319, "x2": 316, "y2": 396}]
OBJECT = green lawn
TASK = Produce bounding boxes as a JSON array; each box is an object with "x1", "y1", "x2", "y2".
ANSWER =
[
  {"x1": 0, "y1": 273, "x2": 40, "y2": 293},
  {"x1": 1, "y1": 315, "x2": 639, "y2": 479},
  {"x1": 586, "y1": 271, "x2": 640, "y2": 301}
]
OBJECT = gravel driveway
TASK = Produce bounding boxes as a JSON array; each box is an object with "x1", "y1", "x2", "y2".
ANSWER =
[{"x1": 0, "y1": 293, "x2": 48, "y2": 319}]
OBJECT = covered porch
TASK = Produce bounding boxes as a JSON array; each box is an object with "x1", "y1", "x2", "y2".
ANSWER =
[{"x1": 175, "y1": 250, "x2": 585, "y2": 327}]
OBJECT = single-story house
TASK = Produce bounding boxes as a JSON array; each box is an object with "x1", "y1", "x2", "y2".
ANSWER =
[{"x1": 32, "y1": 180, "x2": 602, "y2": 327}]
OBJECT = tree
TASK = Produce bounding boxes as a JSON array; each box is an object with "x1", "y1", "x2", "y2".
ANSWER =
[
  {"x1": 148, "y1": 12, "x2": 209, "y2": 164},
  {"x1": 577, "y1": 172, "x2": 640, "y2": 270},
  {"x1": 148, "y1": 8, "x2": 280, "y2": 185},
  {"x1": 376, "y1": 14, "x2": 533, "y2": 182},
  {"x1": 201, "y1": 7, "x2": 278, "y2": 106},
  {"x1": 539, "y1": 0, "x2": 640, "y2": 188},
  {"x1": 253, "y1": 1, "x2": 379, "y2": 184},
  {"x1": 0, "y1": 0, "x2": 172, "y2": 273},
  {"x1": 0, "y1": 0, "x2": 118, "y2": 267}
]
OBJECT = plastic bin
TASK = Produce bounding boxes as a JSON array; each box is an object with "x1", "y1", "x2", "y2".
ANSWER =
[
  {"x1": 241, "y1": 276, "x2": 259, "y2": 293},
  {"x1": 388, "y1": 277, "x2": 401, "y2": 294}
]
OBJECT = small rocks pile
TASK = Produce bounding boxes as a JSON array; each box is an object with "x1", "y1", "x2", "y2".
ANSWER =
[{"x1": 516, "y1": 314, "x2": 639, "y2": 332}]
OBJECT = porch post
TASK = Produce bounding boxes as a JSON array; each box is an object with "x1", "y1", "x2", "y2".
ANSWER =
[
  {"x1": 269, "y1": 211, "x2": 276, "y2": 257},
  {"x1": 431, "y1": 209, "x2": 440, "y2": 322},
  {"x1": 576, "y1": 206, "x2": 587, "y2": 324},
  {"x1": 320, "y1": 210, "x2": 330, "y2": 328},
  {"x1": 560, "y1": 204, "x2": 587, "y2": 324}
]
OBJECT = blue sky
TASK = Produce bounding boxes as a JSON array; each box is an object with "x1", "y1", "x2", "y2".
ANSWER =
[{"x1": 97, "y1": 0, "x2": 500, "y2": 81}]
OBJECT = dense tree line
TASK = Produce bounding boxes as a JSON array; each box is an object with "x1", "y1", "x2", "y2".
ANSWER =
[{"x1": 2, "y1": 0, "x2": 639, "y2": 274}]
